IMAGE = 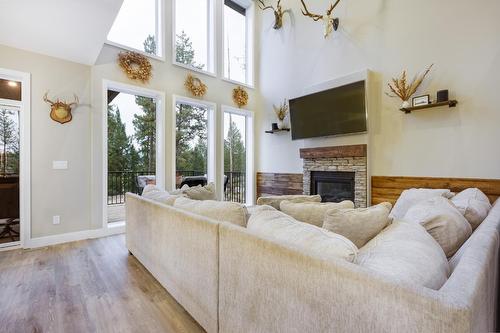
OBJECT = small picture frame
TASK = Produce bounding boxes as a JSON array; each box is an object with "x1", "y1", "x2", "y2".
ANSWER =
[{"x1": 412, "y1": 94, "x2": 430, "y2": 107}]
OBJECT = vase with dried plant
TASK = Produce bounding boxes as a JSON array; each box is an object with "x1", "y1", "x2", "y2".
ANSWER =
[
  {"x1": 387, "y1": 64, "x2": 433, "y2": 108},
  {"x1": 273, "y1": 99, "x2": 289, "y2": 129}
]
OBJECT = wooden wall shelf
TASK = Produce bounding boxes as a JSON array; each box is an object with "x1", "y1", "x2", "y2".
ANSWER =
[
  {"x1": 265, "y1": 128, "x2": 290, "y2": 134},
  {"x1": 400, "y1": 100, "x2": 458, "y2": 114}
]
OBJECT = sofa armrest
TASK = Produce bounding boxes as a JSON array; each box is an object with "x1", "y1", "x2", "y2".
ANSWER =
[{"x1": 219, "y1": 222, "x2": 471, "y2": 333}]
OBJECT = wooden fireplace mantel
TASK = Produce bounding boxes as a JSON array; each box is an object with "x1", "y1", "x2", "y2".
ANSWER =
[{"x1": 299, "y1": 144, "x2": 367, "y2": 159}]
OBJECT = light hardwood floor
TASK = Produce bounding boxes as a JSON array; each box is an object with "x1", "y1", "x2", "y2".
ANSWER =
[{"x1": 0, "y1": 235, "x2": 205, "y2": 333}]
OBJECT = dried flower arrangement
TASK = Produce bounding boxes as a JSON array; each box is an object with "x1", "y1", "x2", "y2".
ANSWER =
[
  {"x1": 118, "y1": 52, "x2": 152, "y2": 83},
  {"x1": 184, "y1": 74, "x2": 207, "y2": 97},
  {"x1": 232, "y1": 86, "x2": 249, "y2": 108},
  {"x1": 274, "y1": 99, "x2": 289, "y2": 121},
  {"x1": 387, "y1": 64, "x2": 433, "y2": 106}
]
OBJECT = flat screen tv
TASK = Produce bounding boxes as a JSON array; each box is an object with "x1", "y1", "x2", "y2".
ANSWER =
[{"x1": 289, "y1": 80, "x2": 367, "y2": 140}]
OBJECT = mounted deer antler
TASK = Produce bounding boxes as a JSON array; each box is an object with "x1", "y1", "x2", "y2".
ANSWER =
[
  {"x1": 257, "y1": 0, "x2": 285, "y2": 30},
  {"x1": 43, "y1": 91, "x2": 79, "y2": 124},
  {"x1": 300, "y1": 0, "x2": 341, "y2": 38}
]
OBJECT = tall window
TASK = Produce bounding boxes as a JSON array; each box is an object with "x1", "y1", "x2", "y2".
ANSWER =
[
  {"x1": 222, "y1": 106, "x2": 254, "y2": 204},
  {"x1": 107, "y1": 0, "x2": 163, "y2": 57},
  {"x1": 175, "y1": 97, "x2": 215, "y2": 189},
  {"x1": 174, "y1": 0, "x2": 214, "y2": 73},
  {"x1": 223, "y1": 0, "x2": 253, "y2": 85}
]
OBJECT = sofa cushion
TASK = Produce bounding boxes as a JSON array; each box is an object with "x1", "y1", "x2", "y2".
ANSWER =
[
  {"x1": 390, "y1": 188, "x2": 454, "y2": 220},
  {"x1": 142, "y1": 185, "x2": 181, "y2": 206},
  {"x1": 356, "y1": 221, "x2": 450, "y2": 290},
  {"x1": 174, "y1": 196, "x2": 248, "y2": 227},
  {"x1": 256, "y1": 195, "x2": 322, "y2": 210},
  {"x1": 322, "y1": 202, "x2": 393, "y2": 248},
  {"x1": 451, "y1": 188, "x2": 492, "y2": 230},
  {"x1": 403, "y1": 196, "x2": 472, "y2": 258},
  {"x1": 247, "y1": 208, "x2": 358, "y2": 262},
  {"x1": 279, "y1": 200, "x2": 354, "y2": 227},
  {"x1": 184, "y1": 183, "x2": 217, "y2": 201}
]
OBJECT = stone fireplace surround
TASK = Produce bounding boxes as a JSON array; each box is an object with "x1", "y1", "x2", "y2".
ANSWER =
[{"x1": 301, "y1": 144, "x2": 368, "y2": 208}]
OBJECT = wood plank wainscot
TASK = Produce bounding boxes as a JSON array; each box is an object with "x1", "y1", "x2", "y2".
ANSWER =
[
  {"x1": 371, "y1": 176, "x2": 500, "y2": 205},
  {"x1": 256, "y1": 173, "x2": 303, "y2": 199}
]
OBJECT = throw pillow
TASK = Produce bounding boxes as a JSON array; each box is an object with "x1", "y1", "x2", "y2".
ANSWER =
[
  {"x1": 142, "y1": 186, "x2": 180, "y2": 206},
  {"x1": 451, "y1": 188, "x2": 492, "y2": 230},
  {"x1": 322, "y1": 202, "x2": 392, "y2": 248},
  {"x1": 356, "y1": 221, "x2": 450, "y2": 290},
  {"x1": 390, "y1": 188, "x2": 454, "y2": 220},
  {"x1": 184, "y1": 183, "x2": 217, "y2": 201},
  {"x1": 174, "y1": 196, "x2": 248, "y2": 227},
  {"x1": 256, "y1": 195, "x2": 322, "y2": 210},
  {"x1": 403, "y1": 196, "x2": 472, "y2": 257},
  {"x1": 247, "y1": 208, "x2": 358, "y2": 263},
  {"x1": 279, "y1": 200, "x2": 355, "y2": 227}
]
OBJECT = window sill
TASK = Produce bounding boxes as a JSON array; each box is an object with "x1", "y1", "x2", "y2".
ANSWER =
[
  {"x1": 222, "y1": 77, "x2": 254, "y2": 90},
  {"x1": 172, "y1": 61, "x2": 217, "y2": 78},
  {"x1": 105, "y1": 40, "x2": 166, "y2": 62}
]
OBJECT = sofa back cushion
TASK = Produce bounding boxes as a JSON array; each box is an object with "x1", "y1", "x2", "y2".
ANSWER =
[
  {"x1": 247, "y1": 208, "x2": 358, "y2": 263},
  {"x1": 279, "y1": 200, "x2": 354, "y2": 227},
  {"x1": 174, "y1": 197, "x2": 248, "y2": 227},
  {"x1": 256, "y1": 195, "x2": 321, "y2": 210},
  {"x1": 183, "y1": 183, "x2": 217, "y2": 201},
  {"x1": 403, "y1": 196, "x2": 472, "y2": 258},
  {"x1": 142, "y1": 185, "x2": 181, "y2": 206},
  {"x1": 356, "y1": 221, "x2": 450, "y2": 290},
  {"x1": 451, "y1": 188, "x2": 492, "y2": 230},
  {"x1": 390, "y1": 188, "x2": 453, "y2": 220},
  {"x1": 322, "y1": 202, "x2": 392, "y2": 248}
]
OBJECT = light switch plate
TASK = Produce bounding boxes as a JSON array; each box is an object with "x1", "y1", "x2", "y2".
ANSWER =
[
  {"x1": 53, "y1": 216, "x2": 60, "y2": 225},
  {"x1": 52, "y1": 161, "x2": 68, "y2": 170}
]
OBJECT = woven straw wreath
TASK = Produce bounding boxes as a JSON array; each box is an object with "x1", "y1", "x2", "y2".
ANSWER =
[
  {"x1": 185, "y1": 74, "x2": 207, "y2": 97},
  {"x1": 118, "y1": 51, "x2": 152, "y2": 83},
  {"x1": 232, "y1": 86, "x2": 248, "y2": 108}
]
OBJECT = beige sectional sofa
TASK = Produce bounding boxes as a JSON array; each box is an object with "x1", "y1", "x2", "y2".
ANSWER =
[{"x1": 126, "y1": 193, "x2": 500, "y2": 333}]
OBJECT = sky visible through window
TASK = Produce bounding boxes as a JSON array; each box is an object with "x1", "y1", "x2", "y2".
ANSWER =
[
  {"x1": 175, "y1": 0, "x2": 209, "y2": 69},
  {"x1": 224, "y1": 4, "x2": 246, "y2": 83},
  {"x1": 107, "y1": 0, "x2": 156, "y2": 54}
]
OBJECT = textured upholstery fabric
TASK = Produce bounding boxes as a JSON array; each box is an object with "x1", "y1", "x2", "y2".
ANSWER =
[
  {"x1": 219, "y1": 222, "x2": 479, "y2": 333},
  {"x1": 322, "y1": 202, "x2": 392, "y2": 248},
  {"x1": 142, "y1": 186, "x2": 182, "y2": 206},
  {"x1": 247, "y1": 207, "x2": 358, "y2": 262},
  {"x1": 452, "y1": 188, "x2": 492, "y2": 230},
  {"x1": 256, "y1": 195, "x2": 321, "y2": 210},
  {"x1": 184, "y1": 183, "x2": 217, "y2": 201},
  {"x1": 404, "y1": 196, "x2": 472, "y2": 257},
  {"x1": 356, "y1": 221, "x2": 450, "y2": 289},
  {"x1": 279, "y1": 200, "x2": 354, "y2": 227},
  {"x1": 390, "y1": 188, "x2": 453, "y2": 220},
  {"x1": 126, "y1": 194, "x2": 219, "y2": 333},
  {"x1": 174, "y1": 196, "x2": 248, "y2": 227}
]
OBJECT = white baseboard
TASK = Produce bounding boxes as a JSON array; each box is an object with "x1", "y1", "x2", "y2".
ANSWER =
[{"x1": 25, "y1": 223, "x2": 126, "y2": 249}]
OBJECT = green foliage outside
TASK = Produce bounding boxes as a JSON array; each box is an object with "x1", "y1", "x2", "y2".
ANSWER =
[
  {"x1": 0, "y1": 108, "x2": 19, "y2": 176},
  {"x1": 224, "y1": 117, "x2": 246, "y2": 173}
]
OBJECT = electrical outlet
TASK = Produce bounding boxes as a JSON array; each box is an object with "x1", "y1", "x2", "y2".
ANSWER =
[{"x1": 53, "y1": 216, "x2": 60, "y2": 225}]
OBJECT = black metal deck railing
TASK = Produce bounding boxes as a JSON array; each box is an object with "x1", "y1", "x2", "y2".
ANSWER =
[{"x1": 107, "y1": 170, "x2": 247, "y2": 205}]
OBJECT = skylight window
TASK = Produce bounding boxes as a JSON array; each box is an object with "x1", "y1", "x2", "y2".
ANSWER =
[{"x1": 107, "y1": 0, "x2": 163, "y2": 58}]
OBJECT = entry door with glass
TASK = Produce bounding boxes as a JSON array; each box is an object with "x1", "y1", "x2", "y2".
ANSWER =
[{"x1": 0, "y1": 78, "x2": 21, "y2": 247}]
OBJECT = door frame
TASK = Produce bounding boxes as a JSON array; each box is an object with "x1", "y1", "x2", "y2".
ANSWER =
[
  {"x1": 102, "y1": 80, "x2": 165, "y2": 227},
  {"x1": 220, "y1": 105, "x2": 254, "y2": 205},
  {"x1": 0, "y1": 68, "x2": 31, "y2": 250},
  {"x1": 171, "y1": 95, "x2": 217, "y2": 192}
]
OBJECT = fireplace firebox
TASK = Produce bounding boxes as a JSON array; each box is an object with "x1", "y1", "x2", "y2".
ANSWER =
[{"x1": 310, "y1": 171, "x2": 355, "y2": 203}]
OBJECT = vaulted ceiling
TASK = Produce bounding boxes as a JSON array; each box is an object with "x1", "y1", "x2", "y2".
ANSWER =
[{"x1": 0, "y1": 0, "x2": 123, "y2": 65}]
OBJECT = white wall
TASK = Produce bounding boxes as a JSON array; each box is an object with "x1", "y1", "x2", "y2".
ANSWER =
[
  {"x1": 0, "y1": 45, "x2": 91, "y2": 238},
  {"x1": 256, "y1": 0, "x2": 500, "y2": 178}
]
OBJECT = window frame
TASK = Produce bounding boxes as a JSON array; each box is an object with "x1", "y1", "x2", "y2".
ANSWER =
[
  {"x1": 221, "y1": 0, "x2": 255, "y2": 88},
  {"x1": 171, "y1": 95, "x2": 217, "y2": 192},
  {"x1": 106, "y1": 0, "x2": 165, "y2": 61},
  {"x1": 220, "y1": 105, "x2": 254, "y2": 204},
  {"x1": 172, "y1": 0, "x2": 216, "y2": 77}
]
